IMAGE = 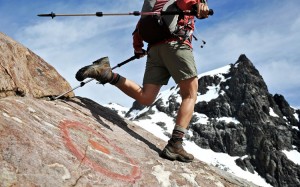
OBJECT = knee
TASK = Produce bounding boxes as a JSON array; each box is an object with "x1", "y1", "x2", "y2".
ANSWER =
[
  {"x1": 181, "y1": 91, "x2": 197, "y2": 101},
  {"x1": 180, "y1": 87, "x2": 198, "y2": 103},
  {"x1": 179, "y1": 77, "x2": 198, "y2": 102}
]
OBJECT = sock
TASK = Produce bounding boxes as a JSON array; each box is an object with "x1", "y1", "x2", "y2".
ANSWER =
[
  {"x1": 171, "y1": 125, "x2": 187, "y2": 141},
  {"x1": 109, "y1": 73, "x2": 122, "y2": 85}
]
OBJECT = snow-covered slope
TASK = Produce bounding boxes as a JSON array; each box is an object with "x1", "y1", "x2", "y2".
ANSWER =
[
  {"x1": 106, "y1": 64, "x2": 271, "y2": 187},
  {"x1": 105, "y1": 55, "x2": 300, "y2": 187}
]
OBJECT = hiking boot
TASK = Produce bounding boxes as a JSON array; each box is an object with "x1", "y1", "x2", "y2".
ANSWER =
[
  {"x1": 160, "y1": 139, "x2": 194, "y2": 162},
  {"x1": 75, "y1": 57, "x2": 112, "y2": 84}
]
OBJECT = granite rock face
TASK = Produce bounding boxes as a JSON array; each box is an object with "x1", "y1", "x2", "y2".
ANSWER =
[
  {"x1": 1, "y1": 96, "x2": 260, "y2": 187},
  {"x1": 0, "y1": 32, "x2": 74, "y2": 98}
]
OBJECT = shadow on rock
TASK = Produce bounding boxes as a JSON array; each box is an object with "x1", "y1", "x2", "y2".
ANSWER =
[
  {"x1": 63, "y1": 96, "x2": 113, "y2": 131},
  {"x1": 73, "y1": 96, "x2": 162, "y2": 155}
]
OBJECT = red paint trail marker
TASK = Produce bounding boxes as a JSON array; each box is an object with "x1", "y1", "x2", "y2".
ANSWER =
[{"x1": 59, "y1": 120, "x2": 141, "y2": 182}]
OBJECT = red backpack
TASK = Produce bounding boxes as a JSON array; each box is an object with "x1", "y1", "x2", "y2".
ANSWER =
[{"x1": 137, "y1": 0, "x2": 194, "y2": 45}]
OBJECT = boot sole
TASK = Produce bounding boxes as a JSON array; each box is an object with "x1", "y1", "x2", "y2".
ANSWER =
[
  {"x1": 75, "y1": 66, "x2": 90, "y2": 81},
  {"x1": 75, "y1": 65, "x2": 110, "y2": 83},
  {"x1": 160, "y1": 148, "x2": 193, "y2": 163}
]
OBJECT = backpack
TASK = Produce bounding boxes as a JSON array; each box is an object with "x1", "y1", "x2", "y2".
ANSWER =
[{"x1": 137, "y1": 0, "x2": 192, "y2": 45}]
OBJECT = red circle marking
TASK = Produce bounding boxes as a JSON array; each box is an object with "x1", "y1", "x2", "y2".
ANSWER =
[{"x1": 59, "y1": 120, "x2": 141, "y2": 182}]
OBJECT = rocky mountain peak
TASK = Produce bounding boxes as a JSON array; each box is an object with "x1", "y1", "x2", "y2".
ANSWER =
[{"x1": 126, "y1": 54, "x2": 300, "y2": 187}]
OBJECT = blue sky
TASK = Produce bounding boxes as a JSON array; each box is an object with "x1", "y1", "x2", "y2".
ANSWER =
[{"x1": 1, "y1": 0, "x2": 300, "y2": 108}]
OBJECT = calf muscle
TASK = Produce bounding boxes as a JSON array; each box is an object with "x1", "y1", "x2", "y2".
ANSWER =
[{"x1": 115, "y1": 77, "x2": 161, "y2": 106}]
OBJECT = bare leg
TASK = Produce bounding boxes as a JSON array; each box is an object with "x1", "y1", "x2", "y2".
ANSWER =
[
  {"x1": 115, "y1": 76, "x2": 198, "y2": 125},
  {"x1": 115, "y1": 77, "x2": 161, "y2": 106},
  {"x1": 176, "y1": 77, "x2": 198, "y2": 129},
  {"x1": 75, "y1": 60, "x2": 161, "y2": 106},
  {"x1": 160, "y1": 77, "x2": 198, "y2": 162}
]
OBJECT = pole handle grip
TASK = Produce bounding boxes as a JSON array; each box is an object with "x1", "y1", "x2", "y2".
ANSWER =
[{"x1": 196, "y1": 9, "x2": 214, "y2": 17}]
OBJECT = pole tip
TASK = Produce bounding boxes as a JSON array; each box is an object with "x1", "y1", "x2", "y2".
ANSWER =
[{"x1": 37, "y1": 12, "x2": 56, "y2": 19}]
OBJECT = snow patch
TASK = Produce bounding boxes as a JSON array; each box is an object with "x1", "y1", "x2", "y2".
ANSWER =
[
  {"x1": 134, "y1": 107, "x2": 174, "y2": 141},
  {"x1": 216, "y1": 117, "x2": 240, "y2": 124},
  {"x1": 198, "y1": 65, "x2": 231, "y2": 78},
  {"x1": 127, "y1": 109, "x2": 140, "y2": 119},
  {"x1": 294, "y1": 112, "x2": 299, "y2": 121},
  {"x1": 198, "y1": 84, "x2": 220, "y2": 102},
  {"x1": 197, "y1": 65, "x2": 231, "y2": 103},
  {"x1": 104, "y1": 103, "x2": 128, "y2": 118},
  {"x1": 157, "y1": 87, "x2": 179, "y2": 106},
  {"x1": 184, "y1": 141, "x2": 272, "y2": 187},
  {"x1": 192, "y1": 113, "x2": 209, "y2": 125},
  {"x1": 269, "y1": 107, "x2": 279, "y2": 117},
  {"x1": 282, "y1": 150, "x2": 300, "y2": 165}
]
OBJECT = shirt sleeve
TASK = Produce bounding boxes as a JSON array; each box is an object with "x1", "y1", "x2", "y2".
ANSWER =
[
  {"x1": 132, "y1": 21, "x2": 144, "y2": 51},
  {"x1": 176, "y1": 0, "x2": 199, "y2": 10}
]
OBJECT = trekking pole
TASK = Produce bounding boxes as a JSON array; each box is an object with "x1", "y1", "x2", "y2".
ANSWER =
[
  {"x1": 38, "y1": 10, "x2": 213, "y2": 19},
  {"x1": 51, "y1": 55, "x2": 137, "y2": 100}
]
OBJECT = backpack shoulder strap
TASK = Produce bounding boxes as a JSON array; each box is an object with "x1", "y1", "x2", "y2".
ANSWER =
[
  {"x1": 141, "y1": 0, "x2": 157, "y2": 12},
  {"x1": 141, "y1": 0, "x2": 157, "y2": 19},
  {"x1": 161, "y1": 0, "x2": 179, "y2": 33}
]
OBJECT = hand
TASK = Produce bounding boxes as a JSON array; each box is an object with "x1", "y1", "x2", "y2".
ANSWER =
[
  {"x1": 196, "y1": 3, "x2": 209, "y2": 19},
  {"x1": 134, "y1": 49, "x2": 147, "y2": 59}
]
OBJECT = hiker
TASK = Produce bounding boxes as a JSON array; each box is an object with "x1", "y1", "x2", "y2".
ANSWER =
[{"x1": 75, "y1": 0, "x2": 210, "y2": 162}]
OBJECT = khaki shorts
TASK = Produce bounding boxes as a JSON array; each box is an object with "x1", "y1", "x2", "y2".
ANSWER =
[{"x1": 143, "y1": 42, "x2": 198, "y2": 85}]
